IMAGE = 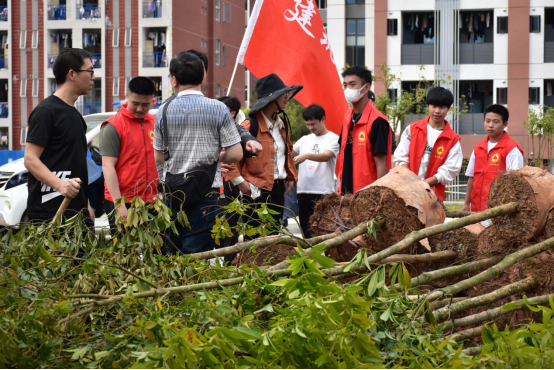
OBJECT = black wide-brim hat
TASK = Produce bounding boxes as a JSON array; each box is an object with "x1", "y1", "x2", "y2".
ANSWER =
[{"x1": 249, "y1": 73, "x2": 303, "y2": 115}]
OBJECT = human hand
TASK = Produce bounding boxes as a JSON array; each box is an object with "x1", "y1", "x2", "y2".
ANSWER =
[
  {"x1": 245, "y1": 140, "x2": 263, "y2": 154},
  {"x1": 220, "y1": 163, "x2": 231, "y2": 174},
  {"x1": 88, "y1": 203, "x2": 96, "y2": 223},
  {"x1": 59, "y1": 178, "x2": 81, "y2": 198},
  {"x1": 293, "y1": 154, "x2": 308, "y2": 165},
  {"x1": 284, "y1": 180, "x2": 295, "y2": 195},
  {"x1": 461, "y1": 204, "x2": 471, "y2": 212},
  {"x1": 238, "y1": 181, "x2": 251, "y2": 195},
  {"x1": 117, "y1": 203, "x2": 128, "y2": 219},
  {"x1": 335, "y1": 182, "x2": 341, "y2": 194}
]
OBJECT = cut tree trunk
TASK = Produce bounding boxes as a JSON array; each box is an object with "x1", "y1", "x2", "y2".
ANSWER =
[{"x1": 488, "y1": 166, "x2": 554, "y2": 240}]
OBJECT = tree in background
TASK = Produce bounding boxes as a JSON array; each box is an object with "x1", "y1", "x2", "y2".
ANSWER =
[{"x1": 524, "y1": 106, "x2": 554, "y2": 168}]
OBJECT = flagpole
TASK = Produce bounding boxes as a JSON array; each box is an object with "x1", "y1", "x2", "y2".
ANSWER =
[{"x1": 227, "y1": 61, "x2": 239, "y2": 95}]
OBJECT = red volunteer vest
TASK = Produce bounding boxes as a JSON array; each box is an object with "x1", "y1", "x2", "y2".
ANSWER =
[
  {"x1": 335, "y1": 102, "x2": 392, "y2": 194},
  {"x1": 470, "y1": 132, "x2": 523, "y2": 212},
  {"x1": 408, "y1": 117, "x2": 460, "y2": 201},
  {"x1": 101, "y1": 104, "x2": 159, "y2": 203}
]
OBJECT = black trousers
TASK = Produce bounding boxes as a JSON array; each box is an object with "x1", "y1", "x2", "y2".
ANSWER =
[
  {"x1": 244, "y1": 179, "x2": 286, "y2": 240},
  {"x1": 297, "y1": 193, "x2": 325, "y2": 238},
  {"x1": 217, "y1": 180, "x2": 242, "y2": 263}
]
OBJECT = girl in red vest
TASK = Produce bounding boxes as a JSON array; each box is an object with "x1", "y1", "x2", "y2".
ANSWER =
[
  {"x1": 462, "y1": 104, "x2": 523, "y2": 213},
  {"x1": 394, "y1": 87, "x2": 463, "y2": 202}
]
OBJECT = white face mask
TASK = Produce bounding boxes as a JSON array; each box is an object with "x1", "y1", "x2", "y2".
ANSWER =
[{"x1": 344, "y1": 83, "x2": 367, "y2": 104}]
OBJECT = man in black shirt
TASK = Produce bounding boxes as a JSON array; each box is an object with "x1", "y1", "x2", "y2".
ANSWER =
[
  {"x1": 335, "y1": 66, "x2": 393, "y2": 194},
  {"x1": 24, "y1": 49, "x2": 95, "y2": 224}
]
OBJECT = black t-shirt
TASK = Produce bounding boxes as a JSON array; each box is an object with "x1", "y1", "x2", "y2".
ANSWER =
[
  {"x1": 339, "y1": 116, "x2": 391, "y2": 195},
  {"x1": 26, "y1": 95, "x2": 90, "y2": 219}
]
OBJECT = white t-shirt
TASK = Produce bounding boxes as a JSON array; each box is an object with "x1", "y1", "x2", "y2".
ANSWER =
[
  {"x1": 465, "y1": 141, "x2": 524, "y2": 177},
  {"x1": 293, "y1": 131, "x2": 340, "y2": 194},
  {"x1": 394, "y1": 124, "x2": 463, "y2": 184}
]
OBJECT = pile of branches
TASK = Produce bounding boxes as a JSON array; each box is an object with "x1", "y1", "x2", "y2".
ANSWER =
[{"x1": 1, "y1": 167, "x2": 554, "y2": 368}]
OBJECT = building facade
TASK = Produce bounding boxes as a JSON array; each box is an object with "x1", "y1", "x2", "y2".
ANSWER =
[
  {"x1": 325, "y1": 0, "x2": 552, "y2": 161},
  {"x1": 5, "y1": 0, "x2": 245, "y2": 150}
]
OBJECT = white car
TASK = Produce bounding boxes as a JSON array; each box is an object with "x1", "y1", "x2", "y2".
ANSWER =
[{"x1": 0, "y1": 109, "x2": 158, "y2": 226}]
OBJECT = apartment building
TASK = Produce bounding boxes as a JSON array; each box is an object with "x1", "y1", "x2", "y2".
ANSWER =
[
  {"x1": 4, "y1": 0, "x2": 244, "y2": 150},
  {"x1": 324, "y1": 0, "x2": 553, "y2": 160}
]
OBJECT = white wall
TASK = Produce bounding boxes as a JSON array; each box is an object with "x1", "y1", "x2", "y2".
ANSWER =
[
  {"x1": 327, "y1": 0, "x2": 346, "y2": 71},
  {"x1": 365, "y1": 0, "x2": 375, "y2": 71}
]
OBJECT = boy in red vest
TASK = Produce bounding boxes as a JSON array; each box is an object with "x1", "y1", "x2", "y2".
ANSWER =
[
  {"x1": 335, "y1": 66, "x2": 392, "y2": 194},
  {"x1": 100, "y1": 77, "x2": 159, "y2": 232},
  {"x1": 394, "y1": 87, "x2": 463, "y2": 202},
  {"x1": 462, "y1": 104, "x2": 523, "y2": 212}
]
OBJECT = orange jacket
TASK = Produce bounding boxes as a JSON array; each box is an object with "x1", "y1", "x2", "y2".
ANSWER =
[{"x1": 224, "y1": 112, "x2": 297, "y2": 191}]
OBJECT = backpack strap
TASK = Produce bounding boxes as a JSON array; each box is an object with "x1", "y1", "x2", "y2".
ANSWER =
[{"x1": 161, "y1": 94, "x2": 178, "y2": 161}]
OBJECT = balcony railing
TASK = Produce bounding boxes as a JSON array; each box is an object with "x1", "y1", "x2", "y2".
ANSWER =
[
  {"x1": 0, "y1": 7, "x2": 8, "y2": 22},
  {"x1": 143, "y1": 1, "x2": 162, "y2": 18},
  {"x1": 458, "y1": 113, "x2": 487, "y2": 135},
  {"x1": 47, "y1": 4, "x2": 66, "y2": 20},
  {"x1": 459, "y1": 43, "x2": 493, "y2": 64},
  {"x1": 401, "y1": 44, "x2": 434, "y2": 65},
  {"x1": 76, "y1": 3, "x2": 101, "y2": 20},
  {"x1": 545, "y1": 42, "x2": 554, "y2": 63},
  {"x1": 0, "y1": 103, "x2": 8, "y2": 118},
  {"x1": 152, "y1": 96, "x2": 162, "y2": 108},
  {"x1": 0, "y1": 55, "x2": 8, "y2": 70},
  {"x1": 76, "y1": 102, "x2": 101, "y2": 116},
  {"x1": 90, "y1": 53, "x2": 101, "y2": 68},
  {"x1": 143, "y1": 52, "x2": 167, "y2": 68},
  {"x1": 48, "y1": 54, "x2": 58, "y2": 68}
]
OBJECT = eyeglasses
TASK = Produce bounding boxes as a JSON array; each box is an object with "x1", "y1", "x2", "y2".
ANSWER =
[{"x1": 74, "y1": 69, "x2": 95, "y2": 77}]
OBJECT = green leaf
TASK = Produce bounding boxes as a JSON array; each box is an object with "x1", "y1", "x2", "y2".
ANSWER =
[
  {"x1": 71, "y1": 346, "x2": 88, "y2": 361},
  {"x1": 235, "y1": 326, "x2": 262, "y2": 340},
  {"x1": 402, "y1": 263, "x2": 411, "y2": 290},
  {"x1": 502, "y1": 301, "x2": 525, "y2": 311}
]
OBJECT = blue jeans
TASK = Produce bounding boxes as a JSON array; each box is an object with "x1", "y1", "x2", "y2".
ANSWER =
[{"x1": 164, "y1": 193, "x2": 218, "y2": 255}]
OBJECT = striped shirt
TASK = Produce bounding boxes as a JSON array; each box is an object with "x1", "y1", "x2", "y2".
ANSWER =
[{"x1": 153, "y1": 90, "x2": 241, "y2": 188}]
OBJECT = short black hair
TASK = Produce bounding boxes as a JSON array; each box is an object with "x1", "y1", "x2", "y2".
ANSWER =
[
  {"x1": 367, "y1": 90, "x2": 375, "y2": 102},
  {"x1": 169, "y1": 52, "x2": 204, "y2": 86},
  {"x1": 128, "y1": 76, "x2": 155, "y2": 96},
  {"x1": 186, "y1": 50, "x2": 209, "y2": 72},
  {"x1": 53, "y1": 48, "x2": 92, "y2": 85},
  {"x1": 341, "y1": 66, "x2": 372, "y2": 86},
  {"x1": 218, "y1": 96, "x2": 241, "y2": 119},
  {"x1": 426, "y1": 87, "x2": 454, "y2": 108},
  {"x1": 302, "y1": 104, "x2": 326, "y2": 121},
  {"x1": 484, "y1": 104, "x2": 509, "y2": 123}
]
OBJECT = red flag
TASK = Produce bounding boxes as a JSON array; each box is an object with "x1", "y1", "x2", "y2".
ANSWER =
[{"x1": 238, "y1": 0, "x2": 348, "y2": 135}]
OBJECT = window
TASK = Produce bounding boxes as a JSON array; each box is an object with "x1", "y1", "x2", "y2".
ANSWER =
[
  {"x1": 530, "y1": 15, "x2": 541, "y2": 33},
  {"x1": 346, "y1": 19, "x2": 365, "y2": 67},
  {"x1": 316, "y1": 0, "x2": 326, "y2": 9},
  {"x1": 215, "y1": 0, "x2": 220, "y2": 21},
  {"x1": 387, "y1": 19, "x2": 398, "y2": 36},
  {"x1": 222, "y1": 2, "x2": 231, "y2": 22},
  {"x1": 529, "y1": 87, "x2": 540, "y2": 104},
  {"x1": 201, "y1": 6, "x2": 203, "y2": 14},
  {"x1": 388, "y1": 89, "x2": 397, "y2": 103},
  {"x1": 31, "y1": 30, "x2": 39, "y2": 49},
  {"x1": 346, "y1": 0, "x2": 364, "y2": 4},
  {"x1": 32, "y1": 79, "x2": 39, "y2": 97},
  {"x1": 19, "y1": 79, "x2": 27, "y2": 97},
  {"x1": 497, "y1": 16, "x2": 508, "y2": 34},
  {"x1": 222, "y1": 46, "x2": 226, "y2": 66},
  {"x1": 216, "y1": 84, "x2": 221, "y2": 98},
  {"x1": 112, "y1": 28, "x2": 119, "y2": 47},
  {"x1": 497, "y1": 88, "x2": 507, "y2": 104},
  {"x1": 124, "y1": 28, "x2": 132, "y2": 47},
  {"x1": 223, "y1": 88, "x2": 227, "y2": 96},
  {"x1": 112, "y1": 78, "x2": 120, "y2": 96},
  {"x1": 458, "y1": 11, "x2": 492, "y2": 44},
  {"x1": 20, "y1": 127, "x2": 27, "y2": 146},
  {"x1": 19, "y1": 31, "x2": 26, "y2": 49},
  {"x1": 125, "y1": 77, "x2": 131, "y2": 92},
  {"x1": 215, "y1": 39, "x2": 221, "y2": 65}
]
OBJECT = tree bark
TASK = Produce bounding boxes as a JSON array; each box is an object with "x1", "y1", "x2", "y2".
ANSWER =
[
  {"x1": 401, "y1": 256, "x2": 503, "y2": 290},
  {"x1": 442, "y1": 294, "x2": 554, "y2": 330},
  {"x1": 445, "y1": 211, "x2": 473, "y2": 218},
  {"x1": 431, "y1": 297, "x2": 467, "y2": 310},
  {"x1": 433, "y1": 277, "x2": 537, "y2": 322},
  {"x1": 450, "y1": 326, "x2": 483, "y2": 342},
  {"x1": 427, "y1": 235, "x2": 554, "y2": 302},
  {"x1": 365, "y1": 203, "x2": 518, "y2": 266}
]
